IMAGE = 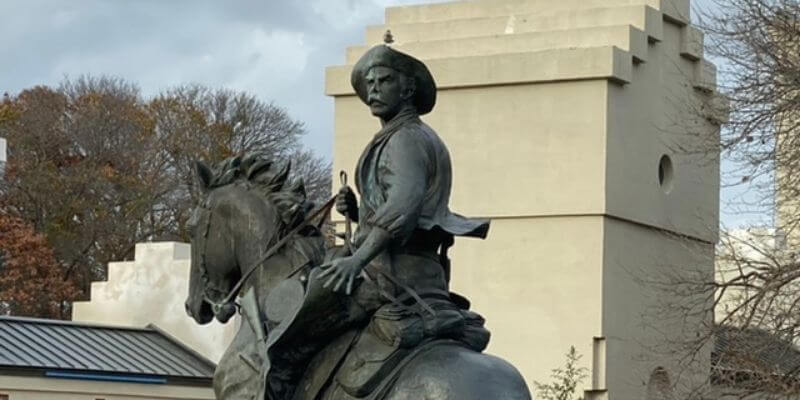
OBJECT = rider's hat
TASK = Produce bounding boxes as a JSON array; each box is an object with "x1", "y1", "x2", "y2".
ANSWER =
[{"x1": 350, "y1": 38, "x2": 437, "y2": 115}]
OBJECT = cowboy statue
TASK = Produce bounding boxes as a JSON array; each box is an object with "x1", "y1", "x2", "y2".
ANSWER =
[
  {"x1": 314, "y1": 36, "x2": 495, "y2": 393},
  {"x1": 184, "y1": 33, "x2": 531, "y2": 400},
  {"x1": 320, "y1": 38, "x2": 491, "y2": 320}
]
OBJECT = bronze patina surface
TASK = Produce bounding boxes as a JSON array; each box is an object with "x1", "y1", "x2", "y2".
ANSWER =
[{"x1": 184, "y1": 40, "x2": 531, "y2": 400}]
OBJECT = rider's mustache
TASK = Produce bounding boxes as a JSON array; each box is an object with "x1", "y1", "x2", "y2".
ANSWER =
[{"x1": 368, "y1": 97, "x2": 385, "y2": 106}]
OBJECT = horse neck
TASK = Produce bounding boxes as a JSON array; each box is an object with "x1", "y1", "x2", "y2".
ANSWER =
[
  {"x1": 226, "y1": 186, "x2": 294, "y2": 300},
  {"x1": 228, "y1": 191, "x2": 278, "y2": 272}
]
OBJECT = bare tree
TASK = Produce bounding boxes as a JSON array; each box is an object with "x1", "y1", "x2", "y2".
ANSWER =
[
  {"x1": 147, "y1": 84, "x2": 331, "y2": 242},
  {"x1": 0, "y1": 78, "x2": 162, "y2": 292},
  {"x1": 654, "y1": 1, "x2": 800, "y2": 398},
  {"x1": 700, "y1": 0, "x2": 800, "y2": 229},
  {"x1": 0, "y1": 76, "x2": 330, "y2": 313}
]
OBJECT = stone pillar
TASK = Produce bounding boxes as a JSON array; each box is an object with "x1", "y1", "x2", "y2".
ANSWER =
[
  {"x1": 326, "y1": 1, "x2": 721, "y2": 399},
  {"x1": 72, "y1": 242, "x2": 236, "y2": 362},
  {"x1": 776, "y1": 112, "x2": 800, "y2": 248},
  {"x1": 0, "y1": 137, "x2": 6, "y2": 176}
]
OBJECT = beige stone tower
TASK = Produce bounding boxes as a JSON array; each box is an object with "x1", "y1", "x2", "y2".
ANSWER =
[{"x1": 326, "y1": 1, "x2": 721, "y2": 399}]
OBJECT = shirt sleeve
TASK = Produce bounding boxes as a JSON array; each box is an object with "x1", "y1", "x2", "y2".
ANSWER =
[{"x1": 364, "y1": 127, "x2": 430, "y2": 244}]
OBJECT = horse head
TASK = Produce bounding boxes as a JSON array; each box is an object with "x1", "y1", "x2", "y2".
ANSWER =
[{"x1": 184, "y1": 154, "x2": 309, "y2": 325}]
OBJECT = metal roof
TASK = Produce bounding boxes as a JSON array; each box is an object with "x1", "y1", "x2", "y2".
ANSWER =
[
  {"x1": 0, "y1": 316, "x2": 216, "y2": 380},
  {"x1": 714, "y1": 324, "x2": 800, "y2": 376}
]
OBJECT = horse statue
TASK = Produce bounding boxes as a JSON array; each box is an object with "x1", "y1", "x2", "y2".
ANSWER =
[{"x1": 184, "y1": 155, "x2": 531, "y2": 400}]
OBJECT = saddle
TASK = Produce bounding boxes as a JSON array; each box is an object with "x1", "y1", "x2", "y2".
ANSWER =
[
  {"x1": 286, "y1": 298, "x2": 488, "y2": 400},
  {"x1": 334, "y1": 304, "x2": 425, "y2": 398},
  {"x1": 290, "y1": 310, "x2": 421, "y2": 400},
  {"x1": 263, "y1": 246, "x2": 491, "y2": 399}
]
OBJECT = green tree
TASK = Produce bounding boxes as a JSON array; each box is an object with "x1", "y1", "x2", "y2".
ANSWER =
[{"x1": 533, "y1": 346, "x2": 588, "y2": 400}]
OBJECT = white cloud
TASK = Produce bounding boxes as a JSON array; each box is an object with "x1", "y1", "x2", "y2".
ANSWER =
[{"x1": 0, "y1": 0, "x2": 478, "y2": 159}]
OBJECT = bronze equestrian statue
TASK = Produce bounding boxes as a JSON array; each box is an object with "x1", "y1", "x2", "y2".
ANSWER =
[{"x1": 184, "y1": 42, "x2": 532, "y2": 400}]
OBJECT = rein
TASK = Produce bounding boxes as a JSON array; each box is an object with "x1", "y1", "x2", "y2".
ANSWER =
[
  {"x1": 199, "y1": 185, "x2": 436, "y2": 320},
  {"x1": 208, "y1": 195, "x2": 337, "y2": 309}
]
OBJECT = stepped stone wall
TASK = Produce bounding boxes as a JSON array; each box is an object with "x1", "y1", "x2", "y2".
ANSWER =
[{"x1": 73, "y1": 242, "x2": 236, "y2": 362}]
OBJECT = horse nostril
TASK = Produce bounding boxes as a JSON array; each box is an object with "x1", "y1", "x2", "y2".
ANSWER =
[
  {"x1": 216, "y1": 303, "x2": 237, "y2": 324},
  {"x1": 184, "y1": 301, "x2": 192, "y2": 316}
]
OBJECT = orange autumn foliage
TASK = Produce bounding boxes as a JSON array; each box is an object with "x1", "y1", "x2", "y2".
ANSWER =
[{"x1": 0, "y1": 214, "x2": 80, "y2": 319}]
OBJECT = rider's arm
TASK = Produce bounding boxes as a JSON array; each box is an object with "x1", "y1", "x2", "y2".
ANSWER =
[{"x1": 351, "y1": 128, "x2": 429, "y2": 267}]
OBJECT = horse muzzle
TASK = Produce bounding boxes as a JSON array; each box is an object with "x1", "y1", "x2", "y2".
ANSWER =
[
  {"x1": 185, "y1": 296, "x2": 215, "y2": 325},
  {"x1": 212, "y1": 301, "x2": 237, "y2": 324}
]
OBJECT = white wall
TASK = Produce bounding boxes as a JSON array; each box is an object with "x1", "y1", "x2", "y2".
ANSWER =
[
  {"x1": 72, "y1": 242, "x2": 236, "y2": 362},
  {"x1": 0, "y1": 375, "x2": 214, "y2": 400}
]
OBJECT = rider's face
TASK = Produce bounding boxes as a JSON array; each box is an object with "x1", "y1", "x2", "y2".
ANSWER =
[{"x1": 365, "y1": 66, "x2": 413, "y2": 121}]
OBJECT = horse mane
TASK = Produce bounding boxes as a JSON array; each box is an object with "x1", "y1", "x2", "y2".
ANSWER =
[{"x1": 199, "y1": 155, "x2": 314, "y2": 230}]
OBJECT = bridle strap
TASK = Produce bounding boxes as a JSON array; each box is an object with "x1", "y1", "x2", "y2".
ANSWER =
[{"x1": 217, "y1": 196, "x2": 337, "y2": 306}]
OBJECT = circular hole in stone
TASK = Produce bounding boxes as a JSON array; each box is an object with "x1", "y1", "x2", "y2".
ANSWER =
[
  {"x1": 646, "y1": 367, "x2": 674, "y2": 400},
  {"x1": 658, "y1": 155, "x2": 674, "y2": 194}
]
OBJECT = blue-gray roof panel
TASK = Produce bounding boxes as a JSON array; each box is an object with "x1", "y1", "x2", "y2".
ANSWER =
[{"x1": 0, "y1": 316, "x2": 215, "y2": 379}]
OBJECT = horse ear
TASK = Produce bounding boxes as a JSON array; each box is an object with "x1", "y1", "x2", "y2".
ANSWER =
[
  {"x1": 195, "y1": 161, "x2": 212, "y2": 191},
  {"x1": 247, "y1": 159, "x2": 273, "y2": 181},
  {"x1": 217, "y1": 169, "x2": 237, "y2": 186},
  {"x1": 231, "y1": 156, "x2": 242, "y2": 169},
  {"x1": 292, "y1": 179, "x2": 307, "y2": 198},
  {"x1": 269, "y1": 161, "x2": 291, "y2": 191},
  {"x1": 240, "y1": 154, "x2": 256, "y2": 174}
]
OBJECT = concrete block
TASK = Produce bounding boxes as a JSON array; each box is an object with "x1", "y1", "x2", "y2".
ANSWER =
[
  {"x1": 659, "y1": 0, "x2": 690, "y2": 25},
  {"x1": 348, "y1": 25, "x2": 649, "y2": 64},
  {"x1": 134, "y1": 241, "x2": 191, "y2": 262},
  {"x1": 106, "y1": 260, "x2": 134, "y2": 284},
  {"x1": 87, "y1": 281, "x2": 109, "y2": 302},
  {"x1": 385, "y1": 0, "x2": 690, "y2": 27},
  {"x1": 680, "y1": 25, "x2": 704, "y2": 61},
  {"x1": 706, "y1": 93, "x2": 731, "y2": 125},
  {"x1": 368, "y1": 6, "x2": 664, "y2": 44},
  {"x1": 328, "y1": 46, "x2": 632, "y2": 97},
  {"x1": 692, "y1": 59, "x2": 717, "y2": 92},
  {"x1": 70, "y1": 300, "x2": 90, "y2": 314}
]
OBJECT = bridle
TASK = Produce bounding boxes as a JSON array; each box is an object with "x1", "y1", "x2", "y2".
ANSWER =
[
  {"x1": 193, "y1": 197, "x2": 231, "y2": 313},
  {"x1": 195, "y1": 175, "x2": 436, "y2": 326},
  {"x1": 193, "y1": 193, "x2": 336, "y2": 317}
]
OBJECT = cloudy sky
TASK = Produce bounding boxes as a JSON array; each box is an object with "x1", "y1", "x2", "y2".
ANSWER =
[
  {"x1": 1, "y1": 0, "x2": 719, "y2": 158},
  {"x1": 0, "y1": 0, "x2": 720, "y2": 158},
  {"x1": 0, "y1": 0, "x2": 455, "y2": 159},
  {"x1": 3, "y1": 0, "x2": 753, "y2": 225}
]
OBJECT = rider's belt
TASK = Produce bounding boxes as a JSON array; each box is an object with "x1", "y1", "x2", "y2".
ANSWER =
[
  {"x1": 391, "y1": 240, "x2": 442, "y2": 262},
  {"x1": 395, "y1": 248, "x2": 440, "y2": 263},
  {"x1": 393, "y1": 288, "x2": 450, "y2": 304}
]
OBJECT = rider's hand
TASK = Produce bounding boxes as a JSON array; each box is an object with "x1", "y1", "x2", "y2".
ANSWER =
[
  {"x1": 335, "y1": 186, "x2": 358, "y2": 222},
  {"x1": 318, "y1": 256, "x2": 364, "y2": 295}
]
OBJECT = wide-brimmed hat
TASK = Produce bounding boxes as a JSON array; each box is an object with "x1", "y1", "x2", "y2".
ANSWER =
[{"x1": 350, "y1": 45, "x2": 437, "y2": 115}]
